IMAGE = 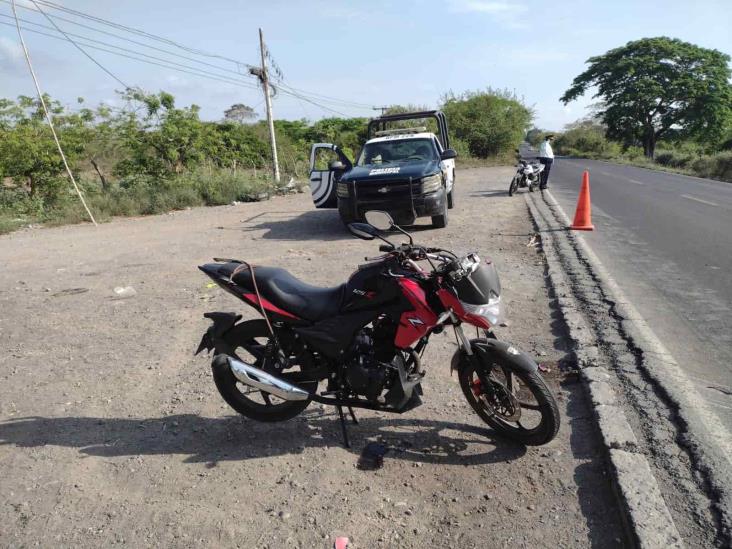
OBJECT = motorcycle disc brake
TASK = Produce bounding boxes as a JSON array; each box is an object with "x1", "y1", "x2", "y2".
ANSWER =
[{"x1": 480, "y1": 377, "x2": 522, "y2": 422}]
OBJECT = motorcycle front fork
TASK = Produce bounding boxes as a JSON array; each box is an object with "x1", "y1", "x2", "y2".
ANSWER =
[{"x1": 454, "y1": 324, "x2": 474, "y2": 355}]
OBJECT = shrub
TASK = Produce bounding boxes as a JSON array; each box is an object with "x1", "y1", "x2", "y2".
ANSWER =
[
  {"x1": 690, "y1": 151, "x2": 732, "y2": 182},
  {"x1": 553, "y1": 120, "x2": 621, "y2": 159}
]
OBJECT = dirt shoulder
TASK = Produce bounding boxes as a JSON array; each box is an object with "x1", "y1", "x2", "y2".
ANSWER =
[{"x1": 0, "y1": 167, "x2": 623, "y2": 548}]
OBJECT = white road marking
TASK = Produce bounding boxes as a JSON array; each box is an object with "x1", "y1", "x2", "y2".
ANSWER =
[
  {"x1": 627, "y1": 178, "x2": 645, "y2": 185},
  {"x1": 681, "y1": 194, "x2": 719, "y2": 207}
]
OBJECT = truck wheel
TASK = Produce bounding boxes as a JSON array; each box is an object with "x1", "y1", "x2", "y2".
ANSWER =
[
  {"x1": 447, "y1": 189, "x2": 455, "y2": 209},
  {"x1": 432, "y1": 198, "x2": 448, "y2": 229}
]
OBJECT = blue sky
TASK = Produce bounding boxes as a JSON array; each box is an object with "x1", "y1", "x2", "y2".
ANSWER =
[{"x1": 1, "y1": 0, "x2": 730, "y2": 131}]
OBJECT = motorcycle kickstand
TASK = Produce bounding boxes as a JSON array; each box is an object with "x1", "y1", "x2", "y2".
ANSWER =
[
  {"x1": 336, "y1": 406, "x2": 351, "y2": 448},
  {"x1": 348, "y1": 406, "x2": 358, "y2": 425}
]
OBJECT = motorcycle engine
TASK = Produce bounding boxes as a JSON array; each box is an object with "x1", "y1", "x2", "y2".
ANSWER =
[{"x1": 345, "y1": 330, "x2": 391, "y2": 401}]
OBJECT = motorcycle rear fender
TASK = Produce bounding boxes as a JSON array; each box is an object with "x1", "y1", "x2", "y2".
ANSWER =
[
  {"x1": 450, "y1": 338, "x2": 539, "y2": 376},
  {"x1": 195, "y1": 312, "x2": 242, "y2": 355}
]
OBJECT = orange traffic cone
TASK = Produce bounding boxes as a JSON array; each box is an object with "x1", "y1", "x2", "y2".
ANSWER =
[{"x1": 570, "y1": 171, "x2": 594, "y2": 231}]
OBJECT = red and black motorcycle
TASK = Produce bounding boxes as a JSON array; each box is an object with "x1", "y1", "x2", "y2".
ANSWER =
[{"x1": 197, "y1": 211, "x2": 559, "y2": 447}]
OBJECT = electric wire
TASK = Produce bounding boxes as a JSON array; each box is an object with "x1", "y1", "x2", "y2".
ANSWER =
[
  {"x1": 2, "y1": 1, "x2": 375, "y2": 111},
  {"x1": 0, "y1": 0, "x2": 256, "y2": 78},
  {"x1": 0, "y1": 14, "x2": 261, "y2": 89},
  {"x1": 276, "y1": 81, "x2": 373, "y2": 109},
  {"x1": 29, "y1": 0, "x2": 130, "y2": 89},
  {"x1": 9, "y1": 0, "x2": 96, "y2": 226},
  {"x1": 31, "y1": 0, "x2": 256, "y2": 70},
  {"x1": 0, "y1": 21, "x2": 262, "y2": 92},
  {"x1": 2, "y1": 3, "x2": 377, "y2": 116},
  {"x1": 0, "y1": 20, "x2": 363, "y2": 117}
]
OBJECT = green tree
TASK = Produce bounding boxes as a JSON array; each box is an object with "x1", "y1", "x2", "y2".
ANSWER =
[
  {"x1": 561, "y1": 37, "x2": 732, "y2": 158},
  {"x1": 115, "y1": 90, "x2": 209, "y2": 177},
  {"x1": 223, "y1": 103, "x2": 257, "y2": 124},
  {"x1": 0, "y1": 95, "x2": 87, "y2": 201},
  {"x1": 81, "y1": 104, "x2": 124, "y2": 189},
  {"x1": 441, "y1": 89, "x2": 532, "y2": 157}
]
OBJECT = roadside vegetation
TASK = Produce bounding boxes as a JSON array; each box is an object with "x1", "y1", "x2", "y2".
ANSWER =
[
  {"x1": 529, "y1": 37, "x2": 732, "y2": 183},
  {"x1": 0, "y1": 88, "x2": 530, "y2": 234}
]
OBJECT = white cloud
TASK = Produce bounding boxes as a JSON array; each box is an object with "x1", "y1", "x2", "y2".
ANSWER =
[
  {"x1": 450, "y1": 0, "x2": 529, "y2": 28},
  {"x1": 452, "y1": 1, "x2": 525, "y2": 14},
  {"x1": 0, "y1": 36, "x2": 26, "y2": 75}
]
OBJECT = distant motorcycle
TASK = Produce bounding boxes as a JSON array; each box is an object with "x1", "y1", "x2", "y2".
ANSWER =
[{"x1": 509, "y1": 159, "x2": 544, "y2": 196}]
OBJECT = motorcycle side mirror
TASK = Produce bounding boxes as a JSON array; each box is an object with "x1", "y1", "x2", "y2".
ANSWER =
[
  {"x1": 348, "y1": 223, "x2": 378, "y2": 240},
  {"x1": 364, "y1": 210, "x2": 393, "y2": 231}
]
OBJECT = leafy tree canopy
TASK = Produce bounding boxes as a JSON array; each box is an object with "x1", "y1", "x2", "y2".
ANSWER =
[
  {"x1": 441, "y1": 88, "x2": 533, "y2": 157},
  {"x1": 224, "y1": 103, "x2": 257, "y2": 124},
  {"x1": 561, "y1": 37, "x2": 732, "y2": 158}
]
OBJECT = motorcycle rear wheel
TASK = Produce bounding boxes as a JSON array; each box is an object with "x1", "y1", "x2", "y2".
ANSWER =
[
  {"x1": 459, "y1": 359, "x2": 559, "y2": 445},
  {"x1": 212, "y1": 319, "x2": 316, "y2": 422}
]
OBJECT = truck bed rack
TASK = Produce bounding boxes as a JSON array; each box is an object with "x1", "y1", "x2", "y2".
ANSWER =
[{"x1": 367, "y1": 110, "x2": 450, "y2": 149}]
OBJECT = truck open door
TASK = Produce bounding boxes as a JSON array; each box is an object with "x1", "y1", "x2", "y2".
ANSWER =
[{"x1": 308, "y1": 144, "x2": 352, "y2": 209}]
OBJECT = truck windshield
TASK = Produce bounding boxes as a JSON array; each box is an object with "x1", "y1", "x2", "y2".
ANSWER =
[{"x1": 356, "y1": 138, "x2": 437, "y2": 166}]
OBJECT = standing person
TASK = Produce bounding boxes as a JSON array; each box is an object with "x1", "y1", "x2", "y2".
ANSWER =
[{"x1": 538, "y1": 135, "x2": 554, "y2": 190}]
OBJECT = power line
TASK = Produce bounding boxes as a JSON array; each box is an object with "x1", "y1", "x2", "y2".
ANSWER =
[
  {"x1": 3, "y1": 0, "x2": 375, "y2": 112},
  {"x1": 0, "y1": 18, "x2": 365, "y2": 117},
  {"x1": 0, "y1": 20, "x2": 262, "y2": 92},
  {"x1": 2, "y1": 2, "x2": 378, "y2": 117},
  {"x1": 277, "y1": 82, "x2": 373, "y2": 109},
  {"x1": 31, "y1": 0, "x2": 256, "y2": 70},
  {"x1": 29, "y1": 0, "x2": 129, "y2": 89},
  {"x1": 0, "y1": 13, "x2": 261, "y2": 88},
  {"x1": 276, "y1": 87, "x2": 351, "y2": 117},
  {"x1": 0, "y1": 0, "x2": 256, "y2": 78}
]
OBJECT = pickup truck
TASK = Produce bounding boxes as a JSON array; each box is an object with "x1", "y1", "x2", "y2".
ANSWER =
[{"x1": 308, "y1": 110, "x2": 457, "y2": 228}]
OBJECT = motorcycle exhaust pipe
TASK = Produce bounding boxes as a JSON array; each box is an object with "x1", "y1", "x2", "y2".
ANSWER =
[{"x1": 226, "y1": 356, "x2": 310, "y2": 401}]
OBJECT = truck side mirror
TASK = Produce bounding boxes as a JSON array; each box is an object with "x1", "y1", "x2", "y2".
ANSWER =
[
  {"x1": 329, "y1": 160, "x2": 346, "y2": 171},
  {"x1": 440, "y1": 149, "x2": 457, "y2": 160}
]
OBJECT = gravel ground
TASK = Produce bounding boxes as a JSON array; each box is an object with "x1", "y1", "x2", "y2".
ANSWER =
[{"x1": 0, "y1": 167, "x2": 624, "y2": 548}]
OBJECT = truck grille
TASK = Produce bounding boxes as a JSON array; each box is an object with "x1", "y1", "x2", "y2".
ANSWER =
[{"x1": 353, "y1": 178, "x2": 421, "y2": 200}]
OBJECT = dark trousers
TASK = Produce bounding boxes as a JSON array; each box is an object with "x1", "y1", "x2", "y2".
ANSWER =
[{"x1": 539, "y1": 157, "x2": 553, "y2": 188}]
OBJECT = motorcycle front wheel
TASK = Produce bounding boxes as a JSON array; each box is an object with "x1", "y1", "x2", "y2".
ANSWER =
[
  {"x1": 459, "y1": 358, "x2": 560, "y2": 445},
  {"x1": 508, "y1": 175, "x2": 520, "y2": 196}
]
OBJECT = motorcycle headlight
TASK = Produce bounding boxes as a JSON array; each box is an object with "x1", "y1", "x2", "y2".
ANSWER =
[
  {"x1": 460, "y1": 296, "x2": 504, "y2": 326},
  {"x1": 420, "y1": 173, "x2": 442, "y2": 194},
  {"x1": 337, "y1": 181, "x2": 349, "y2": 198}
]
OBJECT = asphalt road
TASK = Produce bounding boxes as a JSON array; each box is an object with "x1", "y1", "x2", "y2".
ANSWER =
[{"x1": 521, "y1": 147, "x2": 732, "y2": 428}]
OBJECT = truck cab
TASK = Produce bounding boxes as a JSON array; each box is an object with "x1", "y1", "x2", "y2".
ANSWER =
[{"x1": 308, "y1": 110, "x2": 457, "y2": 228}]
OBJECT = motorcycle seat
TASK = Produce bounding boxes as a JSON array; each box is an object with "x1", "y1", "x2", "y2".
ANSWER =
[{"x1": 211, "y1": 262, "x2": 345, "y2": 322}]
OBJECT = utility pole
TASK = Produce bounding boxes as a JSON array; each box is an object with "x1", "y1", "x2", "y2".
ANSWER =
[
  {"x1": 258, "y1": 28, "x2": 279, "y2": 183},
  {"x1": 373, "y1": 106, "x2": 389, "y2": 116}
]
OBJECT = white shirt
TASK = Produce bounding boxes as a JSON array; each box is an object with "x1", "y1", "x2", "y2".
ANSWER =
[{"x1": 538, "y1": 140, "x2": 554, "y2": 159}]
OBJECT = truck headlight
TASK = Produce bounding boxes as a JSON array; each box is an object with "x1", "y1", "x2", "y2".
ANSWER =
[
  {"x1": 337, "y1": 182, "x2": 349, "y2": 198},
  {"x1": 421, "y1": 173, "x2": 442, "y2": 193}
]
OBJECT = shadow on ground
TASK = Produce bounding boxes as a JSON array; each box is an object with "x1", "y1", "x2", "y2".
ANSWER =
[
  {"x1": 469, "y1": 190, "x2": 511, "y2": 198},
  {"x1": 0, "y1": 413, "x2": 527, "y2": 467},
  {"x1": 234, "y1": 210, "x2": 350, "y2": 241}
]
